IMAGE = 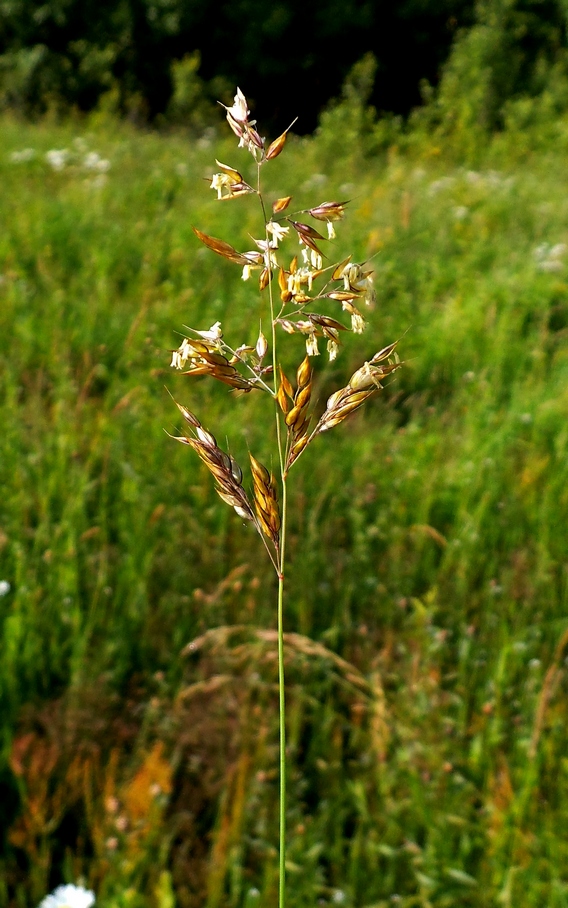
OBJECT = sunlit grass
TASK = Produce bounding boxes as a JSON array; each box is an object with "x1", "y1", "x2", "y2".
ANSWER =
[{"x1": 1, "y1": 110, "x2": 568, "y2": 906}]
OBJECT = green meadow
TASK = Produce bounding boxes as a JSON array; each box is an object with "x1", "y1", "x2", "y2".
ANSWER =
[{"x1": 1, "y1": 107, "x2": 568, "y2": 907}]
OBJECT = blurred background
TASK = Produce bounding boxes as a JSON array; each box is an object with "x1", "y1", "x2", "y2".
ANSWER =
[{"x1": 2, "y1": 1, "x2": 568, "y2": 905}]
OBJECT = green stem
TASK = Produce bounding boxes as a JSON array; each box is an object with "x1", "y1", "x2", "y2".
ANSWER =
[
  {"x1": 277, "y1": 483, "x2": 287, "y2": 908},
  {"x1": 258, "y1": 162, "x2": 287, "y2": 907}
]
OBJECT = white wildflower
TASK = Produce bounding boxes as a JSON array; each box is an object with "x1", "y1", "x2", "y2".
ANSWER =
[
  {"x1": 10, "y1": 148, "x2": 35, "y2": 163},
  {"x1": 46, "y1": 149, "x2": 69, "y2": 171},
  {"x1": 534, "y1": 242, "x2": 566, "y2": 271},
  {"x1": 0, "y1": 581, "x2": 10, "y2": 597},
  {"x1": 84, "y1": 152, "x2": 110, "y2": 173},
  {"x1": 427, "y1": 176, "x2": 456, "y2": 196},
  {"x1": 533, "y1": 243, "x2": 549, "y2": 261},
  {"x1": 89, "y1": 175, "x2": 108, "y2": 189},
  {"x1": 538, "y1": 259, "x2": 563, "y2": 272},
  {"x1": 38, "y1": 884, "x2": 95, "y2": 908}
]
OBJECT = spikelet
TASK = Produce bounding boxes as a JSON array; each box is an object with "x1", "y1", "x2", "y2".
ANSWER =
[
  {"x1": 172, "y1": 337, "x2": 258, "y2": 391},
  {"x1": 284, "y1": 356, "x2": 313, "y2": 473},
  {"x1": 314, "y1": 343, "x2": 401, "y2": 435},
  {"x1": 171, "y1": 402, "x2": 255, "y2": 521},
  {"x1": 249, "y1": 454, "x2": 280, "y2": 546}
]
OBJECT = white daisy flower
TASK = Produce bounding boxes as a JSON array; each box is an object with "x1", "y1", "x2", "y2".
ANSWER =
[
  {"x1": 38, "y1": 885, "x2": 95, "y2": 908},
  {"x1": 45, "y1": 149, "x2": 69, "y2": 171}
]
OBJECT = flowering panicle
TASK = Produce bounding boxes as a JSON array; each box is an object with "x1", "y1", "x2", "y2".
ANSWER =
[{"x1": 171, "y1": 87, "x2": 401, "y2": 554}]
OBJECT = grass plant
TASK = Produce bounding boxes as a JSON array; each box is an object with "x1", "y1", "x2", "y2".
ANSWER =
[
  {"x1": 168, "y1": 88, "x2": 400, "y2": 908},
  {"x1": 0, "y1": 102, "x2": 568, "y2": 906}
]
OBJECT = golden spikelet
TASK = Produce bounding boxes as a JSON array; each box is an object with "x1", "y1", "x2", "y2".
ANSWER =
[
  {"x1": 172, "y1": 402, "x2": 255, "y2": 522},
  {"x1": 249, "y1": 454, "x2": 280, "y2": 546},
  {"x1": 284, "y1": 356, "x2": 314, "y2": 473},
  {"x1": 315, "y1": 343, "x2": 401, "y2": 435}
]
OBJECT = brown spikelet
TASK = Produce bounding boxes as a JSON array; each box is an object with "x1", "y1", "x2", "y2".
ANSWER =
[
  {"x1": 249, "y1": 454, "x2": 280, "y2": 545},
  {"x1": 287, "y1": 221, "x2": 326, "y2": 241},
  {"x1": 276, "y1": 383, "x2": 290, "y2": 414},
  {"x1": 192, "y1": 227, "x2": 252, "y2": 265},
  {"x1": 315, "y1": 388, "x2": 375, "y2": 433},
  {"x1": 273, "y1": 196, "x2": 292, "y2": 214},
  {"x1": 296, "y1": 355, "x2": 312, "y2": 388},
  {"x1": 214, "y1": 160, "x2": 244, "y2": 182},
  {"x1": 266, "y1": 131, "x2": 288, "y2": 160},
  {"x1": 259, "y1": 268, "x2": 271, "y2": 290},
  {"x1": 332, "y1": 256, "x2": 352, "y2": 280},
  {"x1": 289, "y1": 434, "x2": 310, "y2": 459},
  {"x1": 278, "y1": 266, "x2": 293, "y2": 302},
  {"x1": 308, "y1": 201, "x2": 348, "y2": 221},
  {"x1": 172, "y1": 404, "x2": 255, "y2": 522},
  {"x1": 279, "y1": 367, "x2": 294, "y2": 400},
  {"x1": 177, "y1": 338, "x2": 258, "y2": 391},
  {"x1": 327, "y1": 291, "x2": 362, "y2": 302},
  {"x1": 265, "y1": 118, "x2": 297, "y2": 160}
]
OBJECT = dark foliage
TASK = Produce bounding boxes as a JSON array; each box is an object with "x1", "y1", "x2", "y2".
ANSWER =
[{"x1": 0, "y1": 0, "x2": 474, "y2": 129}]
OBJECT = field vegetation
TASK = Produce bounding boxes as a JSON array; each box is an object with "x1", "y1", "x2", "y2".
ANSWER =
[{"x1": 1, "y1": 78, "x2": 568, "y2": 906}]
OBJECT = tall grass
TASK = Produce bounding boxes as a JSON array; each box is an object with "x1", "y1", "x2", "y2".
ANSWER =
[{"x1": 1, "y1": 108, "x2": 568, "y2": 906}]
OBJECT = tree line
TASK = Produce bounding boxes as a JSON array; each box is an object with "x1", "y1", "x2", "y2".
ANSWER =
[{"x1": 0, "y1": 0, "x2": 567, "y2": 132}]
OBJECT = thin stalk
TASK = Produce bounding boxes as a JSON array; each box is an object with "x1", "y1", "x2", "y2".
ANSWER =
[
  {"x1": 258, "y1": 162, "x2": 288, "y2": 908},
  {"x1": 277, "y1": 487, "x2": 287, "y2": 908}
]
